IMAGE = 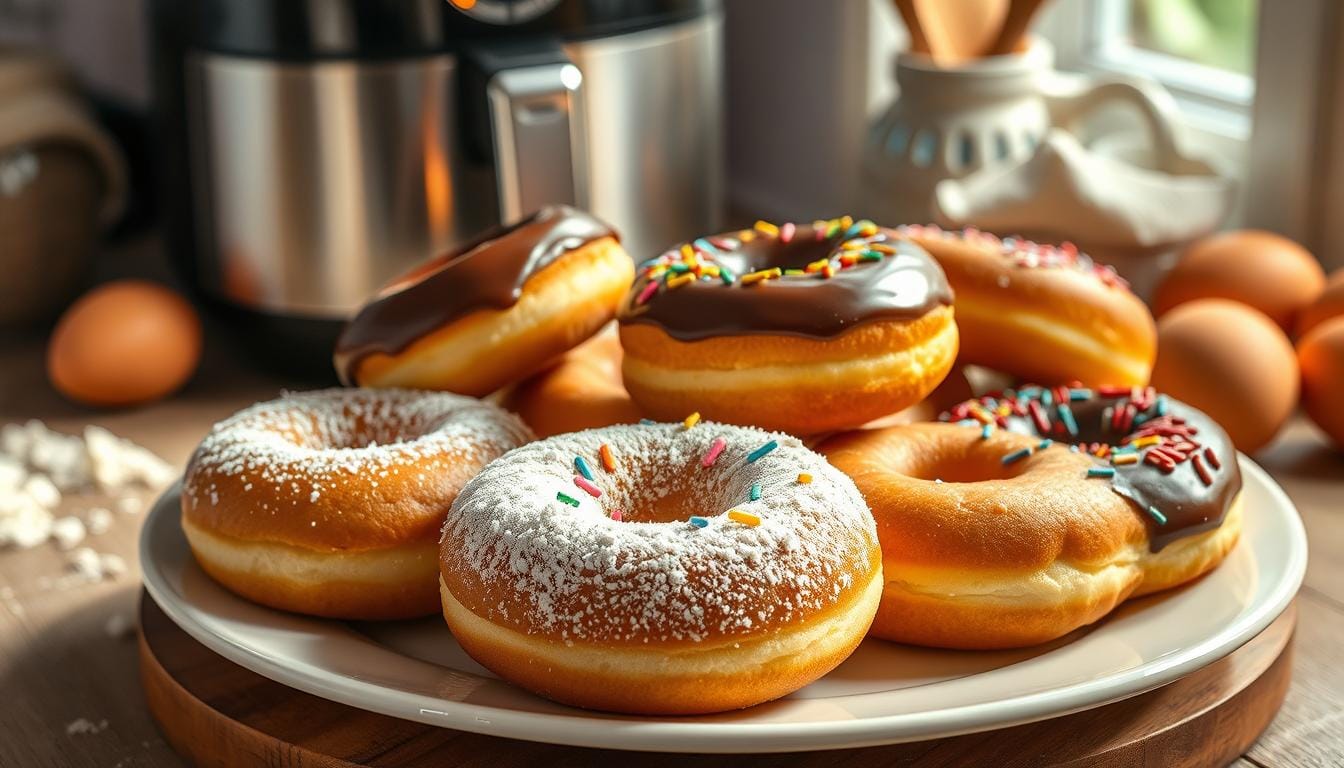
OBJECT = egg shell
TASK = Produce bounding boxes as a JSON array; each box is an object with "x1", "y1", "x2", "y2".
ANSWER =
[
  {"x1": 48, "y1": 280, "x2": 203, "y2": 407},
  {"x1": 1296, "y1": 267, "x2": 1344, "y2": 338},
  {"x1": 1298, "y1": 316, "x2": 1344, "y2": 449},
  {"x1": 1151, "y1": 299, "x2": 1298, "y2": 454},
  {"x1": 1155, "y1": 230, "x2": 1326, "y2": 333}
]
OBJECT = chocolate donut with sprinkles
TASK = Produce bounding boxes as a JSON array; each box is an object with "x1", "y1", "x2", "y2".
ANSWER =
[
  {"x1": 901, "y1": 224, "x2": 1157, "y2": 387},
  {"x1": 944, "y1": 385, "x2": 1242, "y2": 551},
  {"x1": 438, "y1": 419, "x2": 883, "y2": 714},
  {"x1": 618, "y1": 217, "x2": 958, "y2": 435},
  {"x1": 818, "y1": 385, "x2": 1242, "y2": 649}
]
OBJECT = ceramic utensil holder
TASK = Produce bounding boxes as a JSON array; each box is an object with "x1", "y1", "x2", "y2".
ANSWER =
[{"x1": 864, "y1": 38, "x2": 1182, "y2": 223}]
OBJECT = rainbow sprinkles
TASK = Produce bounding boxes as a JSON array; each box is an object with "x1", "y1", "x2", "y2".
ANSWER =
[
  {"x1": 631, "y1": 216, "x2": 899, "y2": 305},
  {"x1": 900, "y1": 223, "x2": 1128, "y2": 289},
  {"x1": 553, "y1": 419, "x2": 814, "y2": 531},
  {"x1": 942, "y1": 384, "x2": 1242, "y2": 550}
]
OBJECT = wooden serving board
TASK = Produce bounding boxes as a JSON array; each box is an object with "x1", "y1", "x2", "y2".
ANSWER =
[{"x1": 139, "y1": 593, "x2": 1295, "y2": 767}]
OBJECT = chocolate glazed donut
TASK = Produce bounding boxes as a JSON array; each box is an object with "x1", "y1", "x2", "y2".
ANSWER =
[
  {"x1": 334, "y1": 205, "x2": 633, "y2": 396},
  {"x1": 616, "y1": 217, "x2": 960, "y2": 435},
  {"x1": 943, "y1": 385, "x2": 1242, "y2": 552},
  {"x1": 820, "y1": 385, "x2": 1243, "y2": 648},
  {"x1": 620, "y1": 223, "x2": 952, "y2": 339}
]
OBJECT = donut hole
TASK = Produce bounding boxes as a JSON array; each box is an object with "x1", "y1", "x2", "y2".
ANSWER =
[
  {"x1": 892, "y1": 440, "x2": 1032, "y2": 484},
  {"x1": 907, "y1": 457, "x2": 1019, "y2": 483},
  {"x1": 600, "y1": 453, "x2": 737, "y2": 525},
  {"x1": 272, "y1": 406, "x2": 431, "y2": 451},
  {"x1": 337, "y1": 418, "x2": 423, "y2": 449},
  {"x1": 619, "y1": 490, "x2": 701, "y2": 524}
]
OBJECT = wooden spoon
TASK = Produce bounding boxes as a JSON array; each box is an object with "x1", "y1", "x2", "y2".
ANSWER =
[
  {"x1": 893, "y1": 0, "x2": 932, "y2": 55},
  {"x1": 911, "y1": 0, "x2": 1011, "y2": 66},
  {"x1": 988, "y1": 0, "x2": 1049, "y2": 56}
]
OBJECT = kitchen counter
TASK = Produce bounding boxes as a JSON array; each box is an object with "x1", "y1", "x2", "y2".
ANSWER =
[{"x1": 1, "y1": 236, "x2": 1342, "y2": 767}]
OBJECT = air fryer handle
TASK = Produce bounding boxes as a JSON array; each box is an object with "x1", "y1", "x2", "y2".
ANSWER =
[{"x1": 485, "y1": 58, "x2": 589, "y2": 221}]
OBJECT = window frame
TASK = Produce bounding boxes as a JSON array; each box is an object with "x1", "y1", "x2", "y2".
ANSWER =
[
  {"x1": 1040, "y1": 0, "x2": 1341, "y2": 265},
  {"x1": 1042, "y1": 0, "x2": 1255, "y2": 141}
]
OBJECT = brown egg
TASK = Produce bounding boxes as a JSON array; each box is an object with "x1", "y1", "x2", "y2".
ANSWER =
[
  {"x1": 48, "y1": 280, "x2": 202, "y2": 407},
  {"x1": 1297, "y1": 267, "x2": 1344, "y2": 338},
  {"x1": 1155, "y1": 230, "x2": 1326, "y2": 332},
  {"x1": 1298, "y1": 317, "x2": 1344, "y2": 449},
  {"x1": 1151, "y1": 299, "x2": 1297, "y2": 453}
]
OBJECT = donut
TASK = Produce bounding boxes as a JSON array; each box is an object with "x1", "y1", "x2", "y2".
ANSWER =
[
  {"x1": 820, "y1": 385, "x2": 1242, "y2": 649},
  {"x1": 618, "y1": 217, "x2": 958, "y2": 435},
  {"x1": 335, "y1": 206, "x2": 634, "y2": 397},
  {"x1": 182, "y1": 388, "x2": 533, "y2": 620},
  {"x1": 796, "y1": 365, "x2": 974, "y2": 452},
  {"x1": 438, "y1": 421, "x2": 883, "y2": 714},
  {"x1": 900, "y1": 225, "x2": 1156, "y2": 387},
  {"x1": 858, "y1": 364, "x2": 974, "y2": 429},
  {"x1": 501, "y1": 328, "x2": 642, "y2": 438}
]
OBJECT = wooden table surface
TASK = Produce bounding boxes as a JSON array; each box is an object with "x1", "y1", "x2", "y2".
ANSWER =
[{"x1": 1, "y1": 237, "x2": 1342, "y2": 767}]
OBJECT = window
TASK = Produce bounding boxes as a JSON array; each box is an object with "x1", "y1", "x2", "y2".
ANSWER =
[
  {"x1": 1042, "y1": 0, "x2": 1258, "y2": 139},
  {"x1": 1125, "y1": 0, "x2": 1257, "y2": 75},
  {"x1": 867, "y1": 0, "x2": 1340, "y2": 261},
  {"x1": 1040, "y1": 0, "x2": 1343, "y2": 266}
]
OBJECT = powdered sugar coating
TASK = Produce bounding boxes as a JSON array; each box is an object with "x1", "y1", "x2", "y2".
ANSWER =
[
  {"x1": 440, "y1": 422, "x2": 879, "y2": 644},
  {"x1": 183, "y1": 388, "x2": 533, "y2": 546}
]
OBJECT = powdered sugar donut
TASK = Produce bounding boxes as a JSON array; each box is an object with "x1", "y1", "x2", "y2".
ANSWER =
[
  {"x1": 438, "y1": 421, "x2": 883, "y2": 714},
  {"x1": 183, "y1": 388, "x2": 532, "y2": 620}
]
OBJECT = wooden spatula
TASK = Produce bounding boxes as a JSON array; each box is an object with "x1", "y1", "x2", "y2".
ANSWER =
[
  {"x1": 988, "y1": 0, "x2": 1049, "y2": 55},
  {"x1": 893, "y1": 0, "x2": 932, "y2": 55},
  {"x1": 912, "y1": 0, "x2": 1012, "y2": 65}
]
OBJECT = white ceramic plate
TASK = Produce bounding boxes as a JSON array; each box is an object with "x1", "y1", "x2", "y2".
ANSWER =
[{"x1": 141, "y1": 457, "x2": 1306, "y2": 754}]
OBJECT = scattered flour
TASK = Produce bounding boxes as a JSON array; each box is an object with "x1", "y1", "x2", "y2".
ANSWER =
[
  {"x1": 67, "y1": 547, "x2": 126, "y2": 581},
  {"x1": 84, "y1": 426, "x2": 175, "y2": 491},
  {"x1": 85, "y1": 507, "x2": 113, "y2": 535},
  {"x1": 65, "y1": 718, "x2": 109, "y2": 736},
  {"x1": 0, "y1": 420, "x2": 171, "y2": 550},
  {"x1": 23, "y1": 475, "x2": 60, "y2": 508},
  {"x1": 50, "y1": 516, "x2": 87, "y2": 550},
  {"x1": 104, "y1": 611, "x2": 135, "y2": 639}
]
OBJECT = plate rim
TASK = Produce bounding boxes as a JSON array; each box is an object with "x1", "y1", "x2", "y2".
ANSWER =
[{"x1": 141, "y1": 456, "x2": 1307, "y2": 754}]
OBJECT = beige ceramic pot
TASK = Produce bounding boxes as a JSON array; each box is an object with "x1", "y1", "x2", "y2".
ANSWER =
[
  {"x1": 863, "y1": 38, "x2": 1182, "y2": 225},
  {"x1": 0, "y1": 50, "x2": 126, "y2": 327}
]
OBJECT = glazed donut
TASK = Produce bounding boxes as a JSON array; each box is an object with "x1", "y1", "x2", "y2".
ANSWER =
[
  {"x1": 859, "y1": 364, "x2": 974, "y2": 429},
  {"x1": 335, "y1": 206, "x2": 634, "y2": 396},
  {"x1": 618, "y1": 217, "x2": 958, "y2": 435},
  {"x1": 439, "y1": 421, "x2": 883, "y2": 714},
  {"x1": 796, "y1": 365, "x2": 974, "y2": 452},
  {"x1": 182, "y1": 388, "x2": 533, "y2": 620},
  {"x1": 501, "y1": 328, "x2": 642, "y2": 438},
  {"x1": 901, "y1": 225, "x2": 1156, "y2": 387},
  {"x1": 820, "y1": 385, "x2": 1242, "y2": 649}
]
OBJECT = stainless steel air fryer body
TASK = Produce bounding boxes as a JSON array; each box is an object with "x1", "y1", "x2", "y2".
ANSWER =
[{"x1": 156, "y1": 0, "x2": 722, "y2": 322}]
